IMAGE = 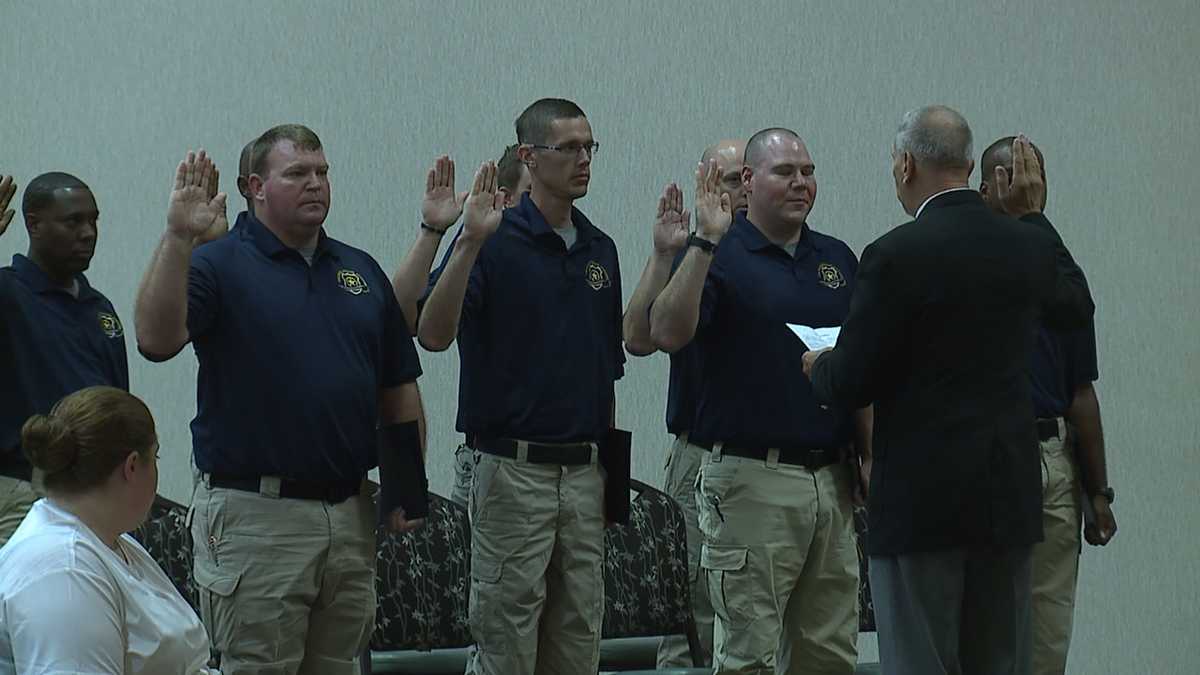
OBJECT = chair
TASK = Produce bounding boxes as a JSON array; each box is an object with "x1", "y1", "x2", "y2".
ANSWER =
[
  {"x1": 130, "y1": 494, "x2": 198, "y2": 611},
  {"x1": 599, "y1": 479, "x2": 706, "y2": 673},
  {"x1": 362, "y1": 489, "x2": 473, "y2": 675}
]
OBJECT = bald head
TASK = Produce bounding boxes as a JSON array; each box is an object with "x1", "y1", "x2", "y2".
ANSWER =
[
  {"x1": 746, "y1": 128, "x2": 803, "y2": 169},
  {"x1": 893, "y1": 105, "x2": 973, "y2": 170},
  {"x1": 701, "y1": 138, "x2": 748, "y2": 211}
]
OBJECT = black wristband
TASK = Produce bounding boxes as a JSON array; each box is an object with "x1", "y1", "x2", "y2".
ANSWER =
[
  {"x1": 377, "y1": 421, "x2": 429, "y2": 522},
  {"x1": 420, "y1": 222, "x2": 448, "y2": 235},
  {"x1": 687, "y1": 233, "x2": 718, "y2": 254}
]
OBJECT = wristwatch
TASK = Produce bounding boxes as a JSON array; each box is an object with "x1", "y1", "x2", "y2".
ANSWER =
[
  {"x1": 687, "y1": 233, "x2": 718, "y2": 254},
  {"x1": 1093, "y1": 487, "x2": 1115, "y2": 504}
]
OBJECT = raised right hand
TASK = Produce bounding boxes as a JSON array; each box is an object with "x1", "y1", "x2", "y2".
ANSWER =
[
  {"x1": 996, "y1": 135, "x2": 1046, "y2": 217},
  {"x1": 460, "y1": 161, "x2": 504, "y2": 243},
  {"x1": 694, "y1": 159, "x2": 732, "y2": 242},
  {"x1": 421, "y1": 155, "x2": 468, "y2": 231},
  {"x1": 653, "y1": 182, "x2": 690, "y2": 256},
  {"x1": 166, "y1": 151, "x2": 227, "y2": 242},
  {"x1": 0, "y1": 175, "x2": 16, "y2": 237}
]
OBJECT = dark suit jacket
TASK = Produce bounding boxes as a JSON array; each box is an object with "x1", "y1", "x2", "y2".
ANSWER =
[{"x1": 810, "y1": 190, "x2": 1093, "y2": 556}]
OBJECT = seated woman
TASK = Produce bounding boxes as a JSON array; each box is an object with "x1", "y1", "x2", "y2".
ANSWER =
[{"x1": 0, "y1": 386, "x2": 215, "y2": 674}]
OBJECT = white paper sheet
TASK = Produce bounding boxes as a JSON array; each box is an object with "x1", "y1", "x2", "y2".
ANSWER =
[{"x1": 787, "y1": 324, "x2": 841, "y2": 351}]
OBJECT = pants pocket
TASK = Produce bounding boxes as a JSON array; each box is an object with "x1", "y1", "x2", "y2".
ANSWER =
[{"x1": 702, "y1": 544, "x2": 752, "y2": 630}]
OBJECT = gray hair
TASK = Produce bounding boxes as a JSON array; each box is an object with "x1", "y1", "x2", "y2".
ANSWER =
[{"x1": 893, "y1": 105, "x2": 973, "y2": 169}]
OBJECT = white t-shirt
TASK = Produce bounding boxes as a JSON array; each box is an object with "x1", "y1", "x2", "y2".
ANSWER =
[{"x1": 0, "y1": 499, "x2": 215, "y2": 674}]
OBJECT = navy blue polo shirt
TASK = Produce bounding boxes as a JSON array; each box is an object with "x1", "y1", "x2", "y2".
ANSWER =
[
  {"x1": 691, "y1": 213, "x2": 858, "y2": 451},
  {"x1": 664, "y1": 248, "x2": 700, "y2": 434},
  {"x1": 1030, "y1": 321, "x2": 1098, "y2": 418},
  {"x1": 426, "y1": 192, "x2": 624, "y2": 443},
  {"x1": 0, "y1": 255, "x2": 129, "y2": 460},
  {"x1": 183, "y1": 213, "x2": 422, "y2": 481}
]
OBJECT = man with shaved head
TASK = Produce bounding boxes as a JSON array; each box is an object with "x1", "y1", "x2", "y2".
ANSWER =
[
  {"x1": 623, "y1": 138, "x2": 745, "y2": 668},
  {"x1": 0, "y1": 172, "x2": 129, "y2": 544},
  {"x1": 980, "y1": 137, "x2": 1117, "y2": 675},
  {"x1": 804, "y1": 107, "x2": 1094, "y2": 674},
  {"x1": 650, "y1": 129, "x2": 868, "y2": 673}
]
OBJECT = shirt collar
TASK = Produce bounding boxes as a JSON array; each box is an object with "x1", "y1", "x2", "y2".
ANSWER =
[
  {"x1": 512, "y1": 192, "x2": 597, "y2": 249},
  {"x1": 11, "y1": 253, "x2": 98, "y2": 299},
  {"x1": 914, "y1": 186, "x2": 974, "y2": 219},
  {"x1": 735, "y1": 212, "x2": 821, "y2": 256},
  {"x1": 244, "y1": 211, "x2": 338, "y2": 262}
]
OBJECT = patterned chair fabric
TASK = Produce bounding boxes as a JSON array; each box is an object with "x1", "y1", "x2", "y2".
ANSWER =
[
  {"x1": 602, "y1": 479, "x2": 694, "y2": 641},
  {"x1": 371, "y1": 491, "x2": 473, "y2": 651},
  {"x1": 854, "y1": 506, "x2": 876, "y2": 632},
  {"x1": 130, "y1": 495, "x2": 198, "y2": 611}
]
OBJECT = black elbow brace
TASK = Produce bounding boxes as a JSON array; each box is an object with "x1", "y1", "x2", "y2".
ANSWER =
[{"x1": 377, "y1": 421, "x2": 429, "y2": 523}]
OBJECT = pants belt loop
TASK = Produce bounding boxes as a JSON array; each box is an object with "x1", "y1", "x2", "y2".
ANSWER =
[
  {"x1": 201, "y1": 472, "x2": 213, "y2": 489},
  {"x1": 515, "y1": 440, "x2": 529, "y2": 463},
  {"x1": 259, "y1": 476, "x2": 282, "y2": 499},
  {"x1": 765, "y1": 447, "x2": 781, "y2": 469},
  {"x1": 589, "y1": 443, "x2": 599, "y2": 465},
  {"x1": 1056, "y1": 417, "x2": 1067, "y2": 443},
  {"x1": 712, "y1": 441, "x2": 724, "y2": 462}
]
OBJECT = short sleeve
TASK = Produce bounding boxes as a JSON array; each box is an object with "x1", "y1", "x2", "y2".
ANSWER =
[
  {"x1": 186, "y1": 252, "x2": 221, "y2": 341},
  {"x1": 1066, "y1": 319, "x2": 1099, "y2": 386},
  {"x1": 379, "y1": 266, "x2": 423, "y2": 387},
  {"x1": 421, "y1": 228, "x2": 486, "y2": 326},
  {"x1": 7, "y1": 569, "x2": 126, "y2": 674},
  {"x1": 697, "y1": 255, "x2": 726, "y2": 333},
  {"x1": 611, "y1": 249, "x2": 625, "y2": 380}
]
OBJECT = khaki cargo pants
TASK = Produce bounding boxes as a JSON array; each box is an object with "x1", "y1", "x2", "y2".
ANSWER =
[
  {"x1": 466, "y1": 447, "x2": 605, "y2": 675},
  {"x1": 1031, "y1": 417, "x2": 1083, "y2": 675},
  {"x1": 657, "y1": 433, "x2": 715, "y2": 667},
  {"x1": 697, "y1": 445, "x2": 859, "y2": 674},
  {"x1": 189, "y1": 477, "x2": 377, "y2": 675}
]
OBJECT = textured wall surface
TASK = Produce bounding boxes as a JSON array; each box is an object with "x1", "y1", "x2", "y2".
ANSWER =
[{"x1": 2, "y1": 1, "x2": 1197, "y2": 671}]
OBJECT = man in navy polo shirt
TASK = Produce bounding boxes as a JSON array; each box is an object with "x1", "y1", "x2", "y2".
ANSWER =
[
  {"x1": 418, "y1": 98, "x2": 623, "y2": 675},
  {"x1": 0, "y1": 172, "x2": 128, "y2": 545},
  {"x1": 623, "y1": 138, "x2": 747, "y2": 668},
  {"x1": 134, "y1": 128, "x2": 427, "y2": 675},
  {"x1": 651, "y1": 128, "x2": 869, "y2": 673},
  {"x1": 979, "y1": 137, "x2": 1117, "y2": 674},
  {"x1": 389, "y1": 148, "x2": 531, "y2": 507}
]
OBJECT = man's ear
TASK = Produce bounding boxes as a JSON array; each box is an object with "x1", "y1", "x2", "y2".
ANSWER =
[
  {"x1": 516, "y1": 144, "x2": 535, "y2": 167},
  {"x1": 740, "y1": 165, "x2": 754, "y2": 194}
]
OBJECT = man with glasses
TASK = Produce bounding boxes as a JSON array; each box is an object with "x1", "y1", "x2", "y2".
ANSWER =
[{"x1": 418, "y1": 98, "x2": 623, "y2": 674}]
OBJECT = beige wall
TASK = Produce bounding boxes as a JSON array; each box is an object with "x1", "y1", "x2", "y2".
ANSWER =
[{"x1": 3, "y1": 1, "x2": 1197, "y2": 671}]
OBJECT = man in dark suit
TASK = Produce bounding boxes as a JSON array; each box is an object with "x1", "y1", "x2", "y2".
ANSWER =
[{"x1": 802, "y1": 106, "x2": 1094, "y2": 675}]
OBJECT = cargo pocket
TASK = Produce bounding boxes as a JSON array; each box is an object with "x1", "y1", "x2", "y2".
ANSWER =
[
  {"x1": 190, "y1": 491, "x2": 244, "y2": 648},
  {"x1": 701, "y1": 544, "x2": 752, "y2": 630},
  {"x1": 468, "y1": 555, "x2": 507, "y2": 653}
]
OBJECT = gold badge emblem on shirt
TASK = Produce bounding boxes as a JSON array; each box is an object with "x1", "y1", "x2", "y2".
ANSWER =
[
  {"x1": 817, "y1": 262, "x2": 846, "y2": 289},
  {"x1": 585, "y1": 261, "x2": 611, "y2": 291},
  {"x1": 96, "y1": 312, "x2": 123, "y2": 339},
  {"x1": 336, "y1": 269, "x2": 370, "y2": 296}
]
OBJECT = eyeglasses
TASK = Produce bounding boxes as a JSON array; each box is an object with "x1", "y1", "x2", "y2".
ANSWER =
[{"x1": 529, "y1": 141, "x2": 600, "y2": 159}]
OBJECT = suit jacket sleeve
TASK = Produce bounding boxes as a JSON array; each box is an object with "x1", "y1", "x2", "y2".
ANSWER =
[
  {"x1": 811, "y1": 240, "x2": 901, "y2": 409},
  {"x1": 1020, "y1": 212, "x2": 1095, "y2": 329}
]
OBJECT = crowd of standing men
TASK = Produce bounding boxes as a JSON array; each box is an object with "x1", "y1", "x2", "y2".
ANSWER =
[{"x1": 0, "y1": 98, "x2": 1117, "y2": 675}]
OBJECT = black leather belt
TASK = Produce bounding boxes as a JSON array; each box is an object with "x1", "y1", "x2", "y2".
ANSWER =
[
  {"x1": 695, "y1": 441, "x2": 842, "y2": 470},
  {"x1": 1037, "y1": 418, "x2": 1061, "y2": 442},
  {"x1": 474, "y1": 438, "x2": 596, "y2": 465},
  {"x1": 208, "y1": 474, "x2": 362, "y2": 504}
]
